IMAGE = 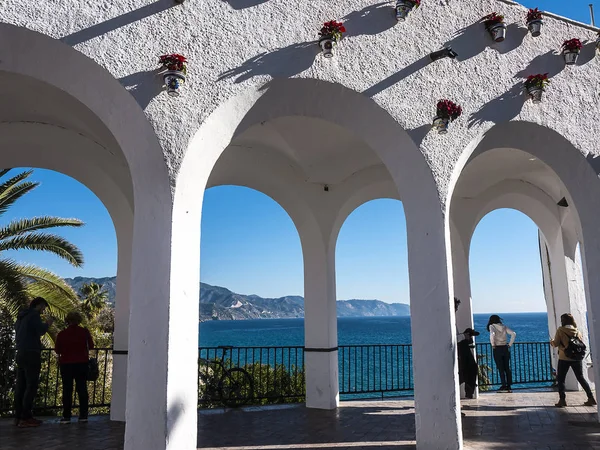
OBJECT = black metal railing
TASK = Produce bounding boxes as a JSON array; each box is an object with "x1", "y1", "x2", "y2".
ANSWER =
[
  {"x1": 0, "y1": 342, "x2": 555, "y2": 415},
  {"x1": 0, "y1": 348, "x2": 113, "y2": 415}
]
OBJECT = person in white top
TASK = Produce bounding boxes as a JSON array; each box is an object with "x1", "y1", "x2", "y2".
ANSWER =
[{"x1": 487, "y1": 315, "x2": 516, "y2": 392}]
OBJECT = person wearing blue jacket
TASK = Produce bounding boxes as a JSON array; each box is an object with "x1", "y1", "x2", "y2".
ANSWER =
[{"x1": 14, "y1": 297, "x2": 53, "y2": 428}]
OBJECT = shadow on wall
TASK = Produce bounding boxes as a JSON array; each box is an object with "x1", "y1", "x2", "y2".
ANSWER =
[
  {"x1": 577, "y1": 41, "x2": 597, "y2": 66},
  {"x1": 218, "y1": 42, "x2": 318, "y2": 83},
  {"x1": 362, "y1": 56, "x2": 432, "y2": 97},
  {"x1": 166, "y1": 397, "x2": 185, "y2": 441},
  {"x1": 222, "y1": 0, "x2": 270, "y2": 9},
  {"x1": 60, "y1": 0, "x2": 176, "y2": 46},
  {"x1": 493, "y1": 24, "x2": 528, "y2": 55},
  {"x1": 444, "y1": 22, "x2": 487, "y2": 62},
  {"x1": 515, "y1": 50, "x2": 565, "y2": 80},
  {"x1": 407, "y1": 124, "x2": 432, "y2": 147},
  {"x1": 119, "y1": 69, "x2": 164, "y2": 109},
  {"x1": 468, "y1": 83, "x2": 525, "y2": 127},
  {"x1": 343, "y1": 2, "x2": 396, "y2": 38}
]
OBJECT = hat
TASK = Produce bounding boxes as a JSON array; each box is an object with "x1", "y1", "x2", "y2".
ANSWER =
[{"x1": 463, "y1": 328, "x2": 480, "y2": 337}]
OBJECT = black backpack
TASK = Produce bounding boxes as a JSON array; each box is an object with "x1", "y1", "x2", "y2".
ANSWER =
[{"x1": 564, "y1": 335, "x2": 587, "y2": 361}]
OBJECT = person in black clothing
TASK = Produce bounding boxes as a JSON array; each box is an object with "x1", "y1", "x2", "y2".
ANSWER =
[
  {"x1": 14, "y1": 297, "x2": 53, "y2": 428},
  {"x1": 457, "y1": 328, "x2": 480, "y2": 399}
]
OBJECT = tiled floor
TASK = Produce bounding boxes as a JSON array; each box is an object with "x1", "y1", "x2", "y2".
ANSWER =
[{"x1": 2, "y1": 390, "x2": 599, "y2": 449}]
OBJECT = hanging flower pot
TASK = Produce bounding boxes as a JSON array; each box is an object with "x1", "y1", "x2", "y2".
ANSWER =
[
  {"x1": 524, "y1": 73, "x2": 549, "y2": 103},
  {"x1": 432, "y1": 99, "x2": 462, "y2": 134},
  {"x1": 526, "y1": 8, "x2": 543, "y2": 37},
  {"x1": 318, "y1": 21, "x2": 346, "y2": 58},
  {"x1": 562, "y1": 38, "x2": 582, "y2": 65},
  {"x1": 395, "y1": 0, "x2": 421, "y2": 22},
  {"x1": 483, "y1": 13, "x2": 507, "y2": 42},
  {"x1": 159, "y1": 54, "x2": 187, "y2": 97}
]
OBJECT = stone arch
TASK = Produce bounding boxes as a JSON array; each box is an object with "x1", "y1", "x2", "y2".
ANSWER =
[
  {"x1": 175, "y1": 78, "x2": 461, "y2": 449},
  {"x1": 0, "y1": 24, "x2": 172, "y2": 449}
]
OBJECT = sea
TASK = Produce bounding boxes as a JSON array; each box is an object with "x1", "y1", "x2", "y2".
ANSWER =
[{"x1": 199, "y1": 312, "x2": 549, "y2": 347}]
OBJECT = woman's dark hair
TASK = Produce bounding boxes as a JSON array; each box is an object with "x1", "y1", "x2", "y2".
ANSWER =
[
  {"x1": 30, "y1": 297, "x2": 48, "y2": 309},
  {"x1": 65, "y1": 311, "x2": 83, "y2": 326},
  {"x1": 560, "y1": 313, "x2": 577, "y2": 328},
  {"x1": 486, "y1": 314, "x2": 502, "y2": 331}
]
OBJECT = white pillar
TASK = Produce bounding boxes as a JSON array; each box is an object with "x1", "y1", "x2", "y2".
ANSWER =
[
  {"x1": 110, "y1": 221, "x2": 132, "y2": 421},
  {"x1": 124, "y1": 190, "x2": 196, "y2": 450},
  {"x1": 451, "y1": 228, "x2": 478, "y2": 399},
  {"x1": 302, "y1": 235, "x2": 339, "y2": 409},
  {"x1": 409, "y1": 213, "x2": 461, "y2": 449}
]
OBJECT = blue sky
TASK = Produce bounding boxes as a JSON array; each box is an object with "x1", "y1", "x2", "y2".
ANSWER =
[{"x1": 1, "y1": 169, "x2": 547, "y2": 313}]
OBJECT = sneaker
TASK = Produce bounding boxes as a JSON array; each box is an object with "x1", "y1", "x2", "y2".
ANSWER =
[
  {"x1": 18, "y1": 418, "x2": 41, "y2": 428},
  {"x1": 13, "y1": 418, "x2": 20, "y2": 427},
  {"x1": 507, "y1": 387, "x2": 513, "y2": 393},
  {"x1": 59, "y1": 418, "x2": 71, "y2": 424},
  {"x1": 555, "y1": 399, "x2": 567, "y2": 408},
  {"x1": 497, "y1": 385, "x2": 508, "y2": 392},
  {"x1": 78, "y1": 418, "x2": 88, "y2": 423},
  {"x1": 584, "y1": 398, "x2": 597, "y2": 407}
]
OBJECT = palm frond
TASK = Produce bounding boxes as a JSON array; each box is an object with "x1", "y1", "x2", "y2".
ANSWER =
[
  {"x1": 0, "y1": 217, "x2": 84, "y2": 240},
  {"x1": 0, "y1": 259, "x2": 29, "y2": 317},
  {"x1": 0, "y1": 170, "x2": 37, "y2": 217},
  {"x1": 0, "y1": 233, "x2": 84, "y2": 266},
  {"x1": 0, "y1": 169, "x2": 12, "y2": 179}
]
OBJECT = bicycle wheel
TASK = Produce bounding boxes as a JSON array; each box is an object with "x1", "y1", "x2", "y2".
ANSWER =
[{"x1": 219, "y1": 368, "x2": 254, "y2": 407}]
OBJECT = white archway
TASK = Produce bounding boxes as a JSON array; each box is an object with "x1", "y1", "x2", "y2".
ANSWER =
[
  {"x1": 0, "y1": 24, "x2": 173, "y2": 450},
  {"x1": 174, "y1": 78, "x2": 461, "y2": 449},
  {"x1": 448, "y1": 121, "x2": 600, "y2": 409}
]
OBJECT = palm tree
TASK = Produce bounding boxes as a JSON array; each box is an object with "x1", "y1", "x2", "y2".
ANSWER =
[
  {"x1": 0, "y1": 169, "x2": 84, "y2": 322},
  {"x1": 79, "y1": 282, "x2": 109, "y2": 319}
]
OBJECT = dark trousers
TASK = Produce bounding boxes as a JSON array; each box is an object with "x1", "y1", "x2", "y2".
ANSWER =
[
  {"x1": 14, "y1": 350, "x2": 42, "y2": 420},
  {"x1": 493, "y1": 345, "x2": 513, "y2": 388},
  {"x1": 60, "y1": 363, "x2": 89, "y2": 419},
  {"x1": 557, "y1": 359, "x2": 594, "y2": 400}
]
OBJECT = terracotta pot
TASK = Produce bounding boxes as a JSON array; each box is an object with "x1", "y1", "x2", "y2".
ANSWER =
[
  {"x1": 487, "y1": 22, "x2": 507, "y2": 42},
  {"x1": 395, "y1": 0, "x2": 416, "y2": 21},
  {"x1": 432, "y1": 117, "x2": 449, "y2": 134},
  {"x1": 163, "y1": 70, "x2": 186, "y2": 97},
  {"x1": 526, "y1": 86, "x2": 544, "y2": 103},
  {"x1": 319, "y1": 36, "x2": 335, "y2": 58},
  {"x1": 527, "y1": 19, "x2": 543, "y2": 37},
  {"x1": 563, "y1": 49, "x2": 580, "y2": 65}
]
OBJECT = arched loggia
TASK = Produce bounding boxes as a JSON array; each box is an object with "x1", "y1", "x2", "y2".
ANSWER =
[{"x1": 175, "y1": 78, "x2": 461, "y2": 449}]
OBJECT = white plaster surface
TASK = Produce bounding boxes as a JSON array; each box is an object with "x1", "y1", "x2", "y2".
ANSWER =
[{"x1": 3, "y1": 1, "x2": 600, "y2": 449}]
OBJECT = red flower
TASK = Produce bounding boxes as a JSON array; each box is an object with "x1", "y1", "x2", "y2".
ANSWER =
[
  {"x1": 436, "y1": 99, "x2": 462, "y2": 121},
  {"x1": 319, "y1": 20, "x2": 346, "y2": 41},
  {"x1": 482, "y1": 12, "x2": 505, "y2": 27},
  {"x1": 562, "y1": 38, "x2": 583, "y2": 51},
  {"x1": 526, "y1": 8, "x2": 542, "y2": 23},
  {"x1": 524, "y1": 73, "x2": 550, "y2": 89},
  {"x1": 159, "y1": 54, "x2": 188, "y2": 73}
]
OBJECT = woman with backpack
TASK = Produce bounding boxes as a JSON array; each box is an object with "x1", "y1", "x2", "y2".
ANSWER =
[
  {"x1": 551, "y1": 313, "x2": 596, "y2": 407},
  {"x1": 487, "y1": 315, "x2": 516, "y2": 392}
]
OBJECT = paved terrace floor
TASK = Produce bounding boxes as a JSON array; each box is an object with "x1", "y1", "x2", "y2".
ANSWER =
[{"x1": 3, "y1": 390, "x2": 600, "y2": 450}]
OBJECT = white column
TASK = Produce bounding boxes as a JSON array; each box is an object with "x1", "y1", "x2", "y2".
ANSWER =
[
  {"x1": 451, "y1": 230, "x2": 477, "y2": 399},
  {"x1": 124, "y1": 190, "x2": 198, "y2": 450},
  {"x1": 302, "y1": 236, "x2": 339, "y2": 409},
  {"x1": 409, "y1": 214, "x2": 461, "y2": 450},
  {"x1": 110, "y1": 221, "x2": 132, "y2": 421}
]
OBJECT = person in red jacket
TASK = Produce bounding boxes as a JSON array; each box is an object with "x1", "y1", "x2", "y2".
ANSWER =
[{"x1": 55, "y1": 311, "x2": 94, "y2": 423}]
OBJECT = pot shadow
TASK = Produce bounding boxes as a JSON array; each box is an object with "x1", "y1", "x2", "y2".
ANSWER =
[
  {"x1": 119, "y1": 68, "x2": 164, "y2": 109},
  {"x1": 362, "y1": 55, "x2": 432, "y2": 97},
  {"x1": 515, "y1": 50, "x2": 564, "y2": 81},
  {"x1": 407, "y1": 124, "x2": 432, "y2": 147},
  {"x1": 444, "y1": 22, "x2": 487, "y2": 62},
  {"x1": 342, "y1": 2, "x2": 396, "y2": 38},
  {"x1": 493, "y1": 23, "x2": 528, "y2": 55},
  {"x1": 221, "y1": 0, "x2": 269, "y2": 9},
  {"x1": 577, "y1": 41, "x2": 597, "y2": 66},
  {"x1": 468, "y1": 83, "x2": 525, "y2": 128},
  {"x1": 218, "y1": 42, "x2": 318, "y2": 83}
]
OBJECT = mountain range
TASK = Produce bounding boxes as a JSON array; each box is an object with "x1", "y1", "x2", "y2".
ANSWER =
[{"x1": 65, "y1": 276, "x2": 410, "y2": 321}]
